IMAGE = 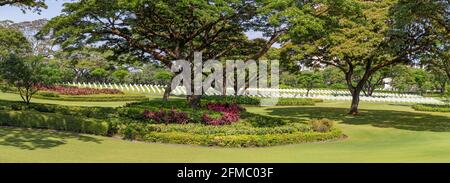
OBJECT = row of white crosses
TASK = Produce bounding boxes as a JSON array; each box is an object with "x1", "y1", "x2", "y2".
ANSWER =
[
  {"x1": 63, "y1": 82, "x2": 443, "y2": 104},
  {"x1": 254, "y1": 88, "x2": 423, "y2": 98},
  {"x1": 246, "y1": 88, "x2": 442, "y2": 104},
  {"x1": 66, "y1": 82, "x2": 166, "y2": 94}
]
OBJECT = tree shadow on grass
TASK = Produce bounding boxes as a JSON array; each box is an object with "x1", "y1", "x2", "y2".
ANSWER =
[
  {"x1": 0, "y1": 127, "x2": 102, "y2": 150},
  {"x1": 264, "y1": 107, "x2": 450, "y2": 132}
]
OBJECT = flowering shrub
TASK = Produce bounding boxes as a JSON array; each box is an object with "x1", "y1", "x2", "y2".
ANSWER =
[
  {"x1": 204, "y1": 103, "x2": 242, "y2": 113},
  {"x1": 143, "y1": 109, "x2": 189, "y2": 124},
  {"x1": 202, "y1": 103, "x2": 242, "y2": 125},
  {"x1": 37, "y1": 85, "x2": 123, "y2": 95}
]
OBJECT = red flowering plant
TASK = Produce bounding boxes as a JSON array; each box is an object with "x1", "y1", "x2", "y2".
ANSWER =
[
  {"x1": 36, "y1": 85, "x2": 123, "y2": 95},
  {"x1": 143, "y1": 109, "x2": 189, "y2": 124},
  {"x1": 202, "y1": 103, "x2": 242, "y2": 125}
]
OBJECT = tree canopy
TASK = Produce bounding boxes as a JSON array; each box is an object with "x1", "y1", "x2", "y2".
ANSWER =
[
  {"x1": 276, "y1": 0, "x2": 447, "y2": 114},
  {"x1": 0, "y1": 27, "x2": 31, "y2": 60},
  {"x1": 0, "y1": 0, "x2": 47, "y2": 12}
]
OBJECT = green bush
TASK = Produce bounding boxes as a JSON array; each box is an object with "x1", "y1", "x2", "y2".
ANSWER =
[
  {"x1": 118, "y1": 122, "x2": 150, "y2": 140},
  {"x1": 143, "y1": 122, "x2": 310, "y2": 135},
  {"x1": 37, "y1": 91, "x2": 60, "y2": 98},
  {"x1": 241, "y1": 112, "x2": 287, "y2": 127},
  {"x1": 310, "y1": 119, "x2": 334, "y2": 132},
  {"x1": 117, "y1": 107, "x2": 145, "y2": 120},
  {"x1": 201, "y1": 96, "x2": 261, "y2": 105},
  {"x1": 10, "y1": 104, "x2": 23, "y2": 111},
  {"x1": 276, "y1": 98, "x2": 321, "y2": 106},
  {"x1": 106, "y1": 118, "x2": 122, "y2": 136},
  {"x1": 0, "y1": 100, "x2": 117, "y2": 119},
  {"x1": 412, "y1": 104, "x2": 450, "y2": 112},
  {"x1": 0, "y1": 110, "x2": 109, "y2": 135},
  {"x1": 29, "y1": 103, "x2": 57, "y2": 113},
  {"x1": 0, "y1": 84, "x2": 16, "y2": 93},
  {"x1": 120, "y1": 100, "x2": 221, "y2": 123}
]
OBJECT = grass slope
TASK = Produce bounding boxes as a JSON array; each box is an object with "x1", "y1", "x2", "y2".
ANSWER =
[{"x1": 0, "y1": 93, "x2": 450, "y2": 162}]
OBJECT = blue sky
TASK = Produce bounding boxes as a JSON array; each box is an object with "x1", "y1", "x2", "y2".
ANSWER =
[
  {"x1": 0, "y1": 0, "x2": 71, "y2": 22},
  {"x1": 0, "y1": 0, "x2": 262, "y2": 39}
]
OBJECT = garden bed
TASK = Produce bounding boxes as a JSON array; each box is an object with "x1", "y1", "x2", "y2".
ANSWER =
[
  {"x1": 0, "y1": 99, "x2": 343, "y2": 147},
  {"x1": 36, "y1": 85, "x2": 123, "y2": 95},
  {"x1": 34, "y1": 93, "x2": 148, "y2": 102}
]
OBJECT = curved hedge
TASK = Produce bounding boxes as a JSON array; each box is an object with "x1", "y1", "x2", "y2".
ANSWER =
[
  {"x1": 144, "y1": 129, "x2": 342, "y2": 147},
  {"x1": 34, "y1": 93, "x2": 148, "y2": 102},
  {"x1": 0, "y1": 99, "x2": 343, "y2": 147},
  {"x1": 116, "y1": 121, "x2": 343, "y2": 147},
  {"x1": 0, "y1": 110, "x2": 109, "y2": 135},
  {"x1": 412, "y1": 104, "x2": 450, "y2": 112}
]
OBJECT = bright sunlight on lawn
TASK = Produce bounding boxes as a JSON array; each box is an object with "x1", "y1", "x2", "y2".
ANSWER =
[{"x1": 0, "y1": 93, "x2": 449, "y2": 163}]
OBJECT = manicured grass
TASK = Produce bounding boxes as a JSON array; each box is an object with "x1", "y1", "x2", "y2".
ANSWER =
[
  {"x1": 0, "y1": 93, "x2": 450, "y2": 162},
  {"x1": 0, "y1": 92, "x2": 174, "y2": 107}
]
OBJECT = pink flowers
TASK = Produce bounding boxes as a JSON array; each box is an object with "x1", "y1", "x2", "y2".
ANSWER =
[
  {"x1": 143, "y1": 109, "x2": 189, "y2": 124},
  {"x1": 37, "y1": 85, "x2": 123, "y2": 95},
  {"x1": 204, "y1": 103, "x2": 241, "y2": 113},
  {"x1": 140, "y1": 103, "x2": 242, "y2": 126},
  {"x1": 202, "y1": 103, "x2": 242, "y2": 125}
]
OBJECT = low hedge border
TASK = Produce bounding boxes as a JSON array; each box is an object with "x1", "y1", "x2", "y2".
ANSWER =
[
  {"x1": 201, "y1": 96, "x2": 323, "y2": 106},
  {"x1": 0, "y1": 109, "x2": 343, "y2": 147},
  {"x1": 140, "y1": 122, "x2": 311, "y2": 135},
  {"x1": 143, "y1": 129, "x2": 343, "y2": 147},
  {"x1": 0, "y1": 99, "x2": 344, "y2": 147},
  {"x1": 0, "y1": 110, "x2": 109, "y2": 135},
  {"x1": 412, "y1": 104, "x2": 450, "y2": 112},
  {"x1": 34, "y1": 94, "x2": 148, "y2": 102},
  {"x1": 116, "y1": 121, "x2": 342, "y2": 147}
]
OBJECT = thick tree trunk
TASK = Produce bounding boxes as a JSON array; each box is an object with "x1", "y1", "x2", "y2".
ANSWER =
[
  {"x1": 440, "y1": 82, "x2": 447, "y2": 94},
  {"x1": 163, "y1": 85, "x2": 171, "y2": 101},
  {"x1": 349, "y1": 88, "x2": 362, "y2": 115},
  {"x1": 187, "y1": 95, "x2": 202, "y2": 108},
  {"x1": 162, "y1": 74, "x2": 178, "y2": 101}
]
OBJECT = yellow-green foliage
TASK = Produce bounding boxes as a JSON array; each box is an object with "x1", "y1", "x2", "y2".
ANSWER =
[
  {"x1": 144, "y1": 129, "x2": 342, "y2": 147},
  {"x1": 310, "y1": 119, "x2": 334, "y2": 132}
]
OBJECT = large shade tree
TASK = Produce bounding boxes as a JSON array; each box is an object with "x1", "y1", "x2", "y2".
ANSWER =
[
  {"x1": 277, "y1": 0, "x2": 446, "y2": 114},
  {"x1": 0, "y1": 27, "x2": 31, "y2": 57},
  {"x1": 0, "y1": 27, "x2": 31, "y2": 60},
  {"x1": 0, "y1": 0, "x2": 46, "y2": 12},
  {"x1": 39, "y1": 0, "x2": 284, "y2": 107},
  {"x1": 390, "y1": 0, "x2": 449, "y2": 80},
  {"x1": 0, "y1": 19, "x2": 54, "y2": 57}
]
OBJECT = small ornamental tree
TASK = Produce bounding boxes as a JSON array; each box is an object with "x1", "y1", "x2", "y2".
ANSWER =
[
  {"x1": 298, "y1": 71, "x2": 323, "y2": 97},
  {"x1": 0, "y1": 55, "x2": 59, "y2": 104}
]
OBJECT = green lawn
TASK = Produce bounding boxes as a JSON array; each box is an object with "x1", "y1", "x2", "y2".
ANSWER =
[{"x1": 0, "y1": 93, "x2": 450, "y2": 162}]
